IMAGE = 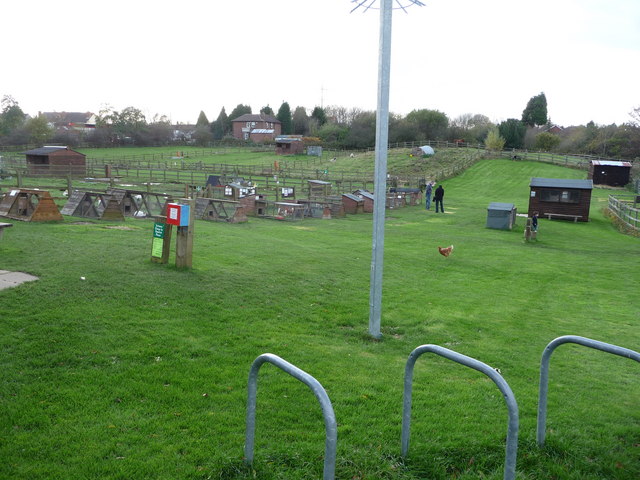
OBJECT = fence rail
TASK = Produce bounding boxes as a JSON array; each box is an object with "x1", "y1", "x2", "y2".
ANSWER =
[{"x1": 608, "y1": 194, "x2": 640, "y2": 232}]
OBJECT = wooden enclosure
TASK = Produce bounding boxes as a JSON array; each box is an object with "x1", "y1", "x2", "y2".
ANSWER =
[
  {"x1": 24, "y1": 146, "x2": 86, "y2": 176},
  {"x1": 61, "y1": 190, "x2": 125, "y2": 221},
  {"x1": 195, "y1": 198, "x2": 247, "y2": 223},
  {"x1": 0, "y1": 189, "x2": 63, "y2": 221}
]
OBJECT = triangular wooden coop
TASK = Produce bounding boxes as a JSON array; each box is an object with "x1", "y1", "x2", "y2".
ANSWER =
[
  {"x1": 0, "y1": 189, "x2": 63, "y2": 221},
  {"x1": 195, "y1": 198, "x2": 247, "y2": 223},
  {"x1": 61, "y1": 190, "x2": 125, "y2": 221},
  {"x1": 106, "y1": 188, "x2": 170, "y2": 218}
]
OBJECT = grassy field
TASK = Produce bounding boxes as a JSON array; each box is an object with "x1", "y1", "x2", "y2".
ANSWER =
[{"x1": 1, "y1": 158, "x2": 638, "y2": 479}]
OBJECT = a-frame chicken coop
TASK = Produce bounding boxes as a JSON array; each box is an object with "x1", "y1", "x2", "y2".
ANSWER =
[
  {"x1": 61, "y1": 190, "x2": 124, "y2": 221},
  {"x1": 0, "y1": 189, "x2": 63, "y2": 221}
]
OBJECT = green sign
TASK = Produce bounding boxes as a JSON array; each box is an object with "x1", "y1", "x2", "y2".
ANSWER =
[
  {"x1": 151, "y1": 237, "x2": 164, "y2": 258},
  {"x1": 153, "y1": 222, "x2": 166, "y2": 238}
]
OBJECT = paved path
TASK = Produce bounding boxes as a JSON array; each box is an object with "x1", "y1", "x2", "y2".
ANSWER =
[{"x1": 0, "y1": 270, "x2": 39, "y2": 290}]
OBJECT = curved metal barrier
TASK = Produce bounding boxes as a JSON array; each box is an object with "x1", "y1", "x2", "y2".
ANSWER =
[
  {"x1": 401, "y1": 344, "x2": 519, "y2": 480},
  {"x1": 244, "y1": 353, "x2": 337, "y2": 480},
  {"x1": 537, "y1": 335, "x2": 640, "y2": 446}
]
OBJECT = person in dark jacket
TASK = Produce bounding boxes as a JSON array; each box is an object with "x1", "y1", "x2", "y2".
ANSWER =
[{"x1": 434, "y1": 184, "x2": 445, "y2": 213}]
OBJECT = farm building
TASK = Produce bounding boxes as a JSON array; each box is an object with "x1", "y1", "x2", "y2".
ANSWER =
[
  {"x1": 588, "y1": 160, "x2": 632, "y2": 187},
  {"x1": 308, "y1": 180, "x2": 332, "y2": 198},
  {"x1": 342, "y1": 193, "x2": 364, "y2": 214},
  {"x1": 528, "y1": 177, "x2": 593, "y2": 222},
  {"x1": 275, "y1": 135, "x2": 304, "y2": 155},
  {"x1": 24, "y1": 146, "x2": 86, "y2": 176},
  {"x1": 231, "y1": 114, "x2": 281, "y2": 142},
  {"x1": 42, "y1": 112, "x2": 96, "y2": 132},
  {"x1": 486, "y1": 202, "x2": 517, "y2": 230},
  {"x1": 355, "y1": 189, "x2": 375, "y2": 213}
]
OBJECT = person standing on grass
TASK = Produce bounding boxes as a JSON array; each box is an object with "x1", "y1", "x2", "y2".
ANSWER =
[
  {"x1": 532, "y1": 211, "x2": 539, "y2": 232},
  {"x1": 425, "y1": 181, "x2": 434, "y2": 210},
  {"x1": 434, "y1": 184, "x2": 445, "y2": 213}
]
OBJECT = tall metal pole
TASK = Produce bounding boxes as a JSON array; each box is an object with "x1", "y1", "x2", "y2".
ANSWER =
[{"x1": 368, "y1": 0, "x2": 393, "y2": 339}]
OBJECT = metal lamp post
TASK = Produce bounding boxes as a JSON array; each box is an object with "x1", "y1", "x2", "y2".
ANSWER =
[{"x1": 351, "y1": 0, "x2": 425, "y2": 338}]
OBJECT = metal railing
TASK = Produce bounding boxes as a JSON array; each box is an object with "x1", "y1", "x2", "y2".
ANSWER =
[
  {"x1": 537, "y1": 335, "x2": 640, "y2": 447},
  {"x1": 401, "y1": 345, "x2": 519, "y2": 480},
  {"x1": 244, "y1": 353, "x2": 337, "y2": 480}
]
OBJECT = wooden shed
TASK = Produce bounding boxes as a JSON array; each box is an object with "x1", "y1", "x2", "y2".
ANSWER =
[
  {"x1": 528, "y1": 178, "x2": 593, "y2": 222},
  {"x1": 308, "y1": 180, "x2": 332, "y2": 198},
  {"x1": 0, "y1": 189, "x2": 63, "y2": 221},
  {"x1": 588, "y1": 160, "x2": 632, "y2": 187},
  {"x1": 24, "y1": 146, "x2": 86, "y2": 176},
  {"x1": 355, "y1": 189, "x2": 375, "y2": 213},
  {"x1": 275, "y1": 135, "x2": 304, "y2": 155},
  {"x1": 342, "y1": 193, "x2": 364, "y2": 214}
]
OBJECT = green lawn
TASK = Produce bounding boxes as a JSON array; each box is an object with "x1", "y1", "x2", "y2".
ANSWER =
[{"x1": 1, "y1": 159, "x2": 638, "y2": 479}]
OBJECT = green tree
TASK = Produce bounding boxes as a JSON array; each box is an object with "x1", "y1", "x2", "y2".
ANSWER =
[
  {"x1": 534, "y1": 132, "x2": 561, "y2": 151},
  {"x1": 211, "y1": 107, "x2": 229, "y2": 140},
  {"x1": 498, "y1": 118, "x2": 526, "y2": 149},
  {"x1": 25, "y1": 114, "x2": 53, "y2": 145},
  {"x1": 277, "y1": 102, "x2": 293, "y2": 135},
  {"x1": 311, "y1": 106, "x2": 327, "y2": 126},
  {"x1": 260, "y1": 105, "x2": 274, "y2": 116},
  {"x1": 228, "y1": 104, "x2": 252, "y2": 122},
  {"x1": 522, "y1": 92, "x2": 548, "y2": 127},
  {"x1": 317, "y1": 123, "x2": 349, "y2": 147},
  {"x1": 0, "y1": 95, "x2": 26, "y2": 136},
  {"x1": 344, "y1": 111, "x2": 376, "y2": 148},
  {"x1": 405, "y1": 109, "x2": 449, "y2": 140},
  {"x1": 389, "y1": 115, "x2": 419, "y2": 143},
  {"x1": 484, "y1": 126, "x2": 506, "y2": 151},
  {"x1": 292, "y1": 106, "x2": 309, "y2": 135},
  {"x1": 196, "y1": 110, "x2": 209, "y2": 127}
]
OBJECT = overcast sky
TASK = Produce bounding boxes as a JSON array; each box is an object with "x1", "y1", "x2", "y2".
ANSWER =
[{"x1": 3, "y1": 0, "x2": 639, "y2": 127}]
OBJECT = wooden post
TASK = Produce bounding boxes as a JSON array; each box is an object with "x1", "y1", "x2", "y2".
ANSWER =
[
  {"x1": 67, "y1": 175, "x2": 72, "y2": 194},
  {"x1": 175, "y1": 198, "x2": 195, "y2": 269}
]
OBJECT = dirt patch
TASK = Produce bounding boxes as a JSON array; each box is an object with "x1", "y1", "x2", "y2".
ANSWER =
[{"x1": 103, "y1": 226, "x2": 137, "y2": 231}]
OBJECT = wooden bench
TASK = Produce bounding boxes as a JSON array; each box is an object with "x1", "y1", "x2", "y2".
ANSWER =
[
  {"x1": 544, "y1": 213, "x2": 582, "y2": 222},
  {"x1": 0, "y1": 222, "x2": 13, "y2": 240}
]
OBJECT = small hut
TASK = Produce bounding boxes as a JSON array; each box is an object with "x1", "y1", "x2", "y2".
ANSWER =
[
  {"x1": 275, "y1": 135, "x2": 304, "y2": 155},
  {"x1": 0, "y1": 189, "x2": 63, "y2": 221},
  {"x1": 588, "y1": 160, "x2": 632, "y2": 187},
  {"x1": 486, "y1": 202, "x2": 517, "y2": 230},
  {"x1": 355, "y1": 189, "x2": 375, "y2": 213},
  {"x1": 528, "y1": 178, "x2": 593, "y2": 222},
  {"x1": 308, "y1": 180, "x2": 332, "y2": 198},
  {"x1": 342, "y1": 193, "x2": 364, "y2": 214},
  {"x1": 24, "y1": 146, "x2": 86, "y2": 176}
]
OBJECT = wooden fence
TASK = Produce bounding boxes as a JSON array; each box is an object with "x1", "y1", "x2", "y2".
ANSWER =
[{"x1": 608, "y1": 194, "x2": 640, "y2": 232}]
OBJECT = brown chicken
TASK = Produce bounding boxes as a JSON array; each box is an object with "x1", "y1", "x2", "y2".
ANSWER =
[{"x1": 438, "y1": 245, "x2": 454, "y2": 257}]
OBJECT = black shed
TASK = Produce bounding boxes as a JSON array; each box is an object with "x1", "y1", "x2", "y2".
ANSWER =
[
  {"x1": 528, "y1": 178, "x2": 593, "y2": 222},
  {"x1": 588, "y1": 160, "x2": 632, "y2": 187}
]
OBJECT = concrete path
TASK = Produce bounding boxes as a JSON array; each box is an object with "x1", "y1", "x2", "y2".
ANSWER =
[{"x1": 0, "y1": 270, "x2": 39, "y2": 290}]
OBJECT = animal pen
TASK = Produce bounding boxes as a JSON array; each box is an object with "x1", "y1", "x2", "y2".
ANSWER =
[{"x1": 0, "y1": 189, "x2": 63, "y2": 221}]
